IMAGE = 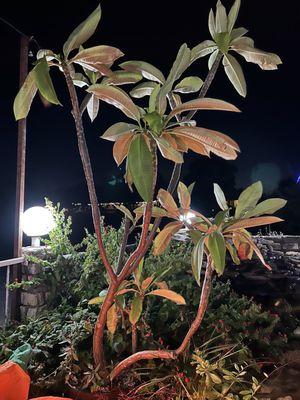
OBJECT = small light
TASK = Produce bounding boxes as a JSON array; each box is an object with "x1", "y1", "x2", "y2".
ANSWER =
[
  {"x1": 179, "y1": 211, "x2": 196, "y2": 225},
  {"x1": 21, "y1": 206, "x2": 56, "y2": 247}
]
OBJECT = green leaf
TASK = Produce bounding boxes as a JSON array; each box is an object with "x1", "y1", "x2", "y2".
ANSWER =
[
  {"x1": 213, "y1": 183, "x2": 228, "y2": 211},
  {"x1": 223, "y1": 54, "x2": 247, "y2": 97},
  {"x1": 226, "y1": 242, "x2": 240, "y2": 265},
  {"x1": 155, "y1": 136, "x2": 183, "y2": 163},
  {"x1": 127, "y1": 135, "x2": 153, "y2": 201},
  {"x1": 14, "y1": 70, "x2": 37, "y2": 120},
  {"x1": 129, "y1": 295, "x2": 143, "y2": 325},
  {"x1": 214, "y1": 210, "x2": 228, "y2": 226},
  {"x1": 174, "y1": 76, "x2": 204, "y2": 94},
  {"x1": 208, "y1": 50, "x2": 219, "y2": 70},
  {"x1": 103, "y1": 71, "x2": 142, "y2": 86},
  {"x1": 188, "y1": 182, "x2": 195, "y2": 196},
  {"x1": 235, "y1": 181, "x2": 263, "y2": 218},
  {"x1": 245, "y1": 198, "x2": 287, "y2": 218},
  {"x1": 144, "y1": 111, "x2": 164, "y2": 134},
  {"x1": 130, "y1": 81, "x2": 158, "y2": 98},
  {"x1": 230, "y1": 27, "x2": 248, "y2": 41},
  {"x1": 114, "y1": 204, "x2": 134, "y2": 222},
  {"x1": 191, "y1": 40, "x2": 218, "y2": 62},
  {"x1": 63, "y1": 4, "x2": 101, "y2": 57},
  {"x1": 215, "y1": 1, "x2": 228, "y2": 33},
  {"x1": 208, "y1": 9, "x2": 217, "y2": 39},
  {"x1": 120, "y1": 60, "x2": 165, "y2": 84},
  {"x1": 148, "y1": 83, "x2": 161, "y2": 113},
  {"x1": 208, "y1": 231, "x2": 226, "y2": 275},
  {"x1": 102, "y1": 122, "x2": 138, "y2": 141},
  {"x1": 227, "y1": 0, "x2": 241, "y2": 33},
  {"x1": 192, "y1": 235, "x2": 205, "y2": 286},
  {"x1": 215, "y1": 32, "x2": 231, "y2": 54},
  {"x1": 32, "y1": 57, "x2": 60, "y2": 105}
]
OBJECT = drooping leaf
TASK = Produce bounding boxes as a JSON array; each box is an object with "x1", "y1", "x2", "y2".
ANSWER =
[
  {"x1": 113, "y1": 132, "x2": 134, "y2": 166},
  {"x1": 245, "y1": 198, "x2": 287, "y2": 218},
  {"x1": 226, "y1": 242, "x2": 240, "y2": 265},
  {"x1": 235, "y1": 181, "x2": 263, "y2": 218},
  {"x1": 155, "y1": 137, "x2": 183, "y2": 163},
  {"x1": 227, "y1": 0, "x2": 241, "y2": 33},
  {"x1": 114, "y1": 203, "x2": 134, "y2": 222},
  {"x1": 157, "y1": 189, "x2": 180, "y2": 217},
  {"x1": 191, "y1": 41, "x2": 218, "y2": 62},
  {"x1": 102, "y1": 122, "x2": 139, "y2": 141},
  {"x1": 231, "y1": 44, "x2": 282, "y2": 70},
  {"x1": 134, "y1": 204, "x2": 167, "y2": 218},
  {"x1": 141, "y1": 276, "x2": 155, "y2": 291},
  {"x1": 73, "y1": 72, "x2": 89, "y2": 88},
  {"x1": 207, "y1": 231, "x2": 226, "y2": 275},
  {"x1": 129, "y1": 295, "x2": 143, "y2": 325},
  {"x1": 63, "y1": 5, "x2": 101, "y2": 57},
  {"x1": 166, "y1": 97, "x2": 240, "y2": 122},
  {"x1": 33, "y1": 57, "x2": 60, "y2": 105},
  {"x1": 208, "y1": 49, "x2": 219, "y2": 70},
  {"x1": 71, "y1": 45, "x2": 124, "y2": 72},
  {"x1": 14, "y1": 70, "x2": 37, "y2": 120},
  {"x1": 127, "y1": 135, "x2": 153, "y2": 201},
  {"x1": 174, "y1": 76, "x2": 204, "y2": 94},
  {"x1": 191, "y1": 235, "x2": 206, "y2": 286},
  {"x1": 86, "y1": 94, "x2": 99, "y2": 122},
  {"x1": 177, "y1": 182, "x2": 191, "y2": 210},
  {"x1": 230, "y1": 27, "x2": 248, "y2": 41},
  {"x1": 107, "y1": 303, "x2": 118, "y2": 335},
  {"x1": 153, "y1": 221, "x2": 183, "y2": 256},
  {"x1": 213, "y1": 183, "x2": 228, "y2": 211},
  {"x1": 130, "y1": 81, "x2": 158, "y2": 98},
  {"x1": 236, "y1": 230, "x2": 271, "y2": 270},
  {"x1": 103, "y1": 70, "x2": 142, "y2": 86},
  {"x1": 225, "y1": 216, "x2": 283, "y2": 231},
  {"x1": 88, "y1": 84, "x2": 140, "y2": 121},
  {"x1": 215, "y1": 0, "x2": 228, "y2": 33},
  {"x1": 223, "y1": 54, "x2": 247, "y2": 97},
  {"x1": 147, "y1": 289, "x2": 186, "y2": 305},
  {"x1": 120, "y1": 60, "x2": 165, "y2": 84}
]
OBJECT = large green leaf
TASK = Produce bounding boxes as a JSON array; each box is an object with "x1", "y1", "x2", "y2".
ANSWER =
[
  {"x1": 130, "y1": 82, "x2": 158, "y2": 98},
  {"x1": 191, "y1": 40, "x2": 218, "y2": 62},
  {"x1": 208, "y1": 9, "x2": 217, "y2": 39},
  {"x1": 103, "y1": 71, "x2": 142, "y2": 86},
  {"x1": 102, "y1": 122, "x2": 138, "y2": 141},
  {"x1": 227, "y1": 0, "x2": 241, "y2": 33},
  {"x1": 213, "y1": 183, "x2": 228, "y2": 211},
  {"x1": 120, "y1": 60, "x2": 165, "y2": 84},
  {"x1": 223, "y1": 54, "x2": 247, "y2": 97},
  {"x1": 127, "y1": 135, "x2": 153, "y2": 201},
  {"x1": 32, "y1": 57, "x2": 60, "y2": 105},
  {"x1": 235, "y1": 181, "x2": 263, "y2": 218},
  {"x1": 87, "y1": 84, "x2": 140, "y2": 121},
  {"x1": 207, "y1": 231, "x2": 226, "y2": 275},
  {"x1": 174, "y1": 76, "x2": 204, "y2": 94},
  {"x1": 129, "y1": 295, "x2": 143, "y2": 325},
  {"x1": 63, "y1": 5, "x2": 101, "y2": 57},
  {"x1": 14, "y1": 70, "x2": 37, "y2": 120},
  {"x1": 215, "y1": 1, "x2": 228, "y2": 33},
  {"x1": 245, "y1": 198, "x2": 287, "y2": 218},
  {"x1": 191, "y1": 235, "x2": 205, "y2": 286}
]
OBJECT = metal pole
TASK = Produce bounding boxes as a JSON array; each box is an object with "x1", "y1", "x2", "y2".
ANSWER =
[{"x1": 9, "y1": 35, "x2": 29, "y2": 321}]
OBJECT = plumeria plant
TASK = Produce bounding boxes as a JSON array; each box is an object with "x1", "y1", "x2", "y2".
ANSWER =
[{"x1": 14, "y1": 0, "x2": 284, "y2": 383}]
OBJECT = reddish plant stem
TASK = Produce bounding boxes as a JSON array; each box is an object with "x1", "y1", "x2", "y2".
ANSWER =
[{"x1": 131, "y1": 324, "x2": 137, "y2": 354}]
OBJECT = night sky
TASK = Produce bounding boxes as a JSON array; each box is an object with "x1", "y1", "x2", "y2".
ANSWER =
[{"x1": 0, "y1": 0, "x2": 299, "y2": 258}]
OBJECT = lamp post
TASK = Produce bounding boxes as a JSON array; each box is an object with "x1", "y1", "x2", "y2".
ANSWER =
[{"x1": 21, "y1": 207, "x2": 56, "y2": 247}]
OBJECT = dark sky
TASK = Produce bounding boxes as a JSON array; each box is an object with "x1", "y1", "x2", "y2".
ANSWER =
[{"x1": 0, "y1": 0, "x2": 299, "y2": 257}]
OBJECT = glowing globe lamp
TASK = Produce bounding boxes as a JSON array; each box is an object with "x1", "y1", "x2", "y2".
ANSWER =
[{"x1": 21, "y1": 207, "x2": 56, "y2": 247}]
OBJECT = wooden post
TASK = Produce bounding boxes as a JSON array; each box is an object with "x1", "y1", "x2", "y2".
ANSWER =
[{"x1": 10, "y1": 35, "x2": 30, "y2": 321}]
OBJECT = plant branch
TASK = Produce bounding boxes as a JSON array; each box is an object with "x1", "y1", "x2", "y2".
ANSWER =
[{"x1": 116, "y1": 217, "x2": 131, "y2": 274}]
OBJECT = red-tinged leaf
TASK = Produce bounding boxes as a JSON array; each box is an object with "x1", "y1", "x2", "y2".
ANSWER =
[
  {"x1": 237, "y1": 231, "x2": 271, "y2": 270},
  {"x1": 113, "y1": 132, "x2": 134, "y2": 166},
  {"x1": 162, "y1": 133, "x2": 179, "y2": 149},
  {"x1": 155, "y1": 137, "x2": 183, "y2": 163},
  {"x1": 166, "y1": 97, "x2": 240, "y2": 122},
  {"x1": 147, "y1": 289, "x2": 186, "y2": 305},
  {"x1": 153, "y1": 221, "x2": 183, "y2": 256},
  {"x1": 87, "y1": 84, "x2": 140, "y2": 121},
  {"x1": 71, "y1": 45, "x2": 124, "y2": 70},
  {"x1": 141, "y1": 276, "x2": 155, "y2": 291},
  {"x1": 157, "y1": 189, "x2": 180, "y2": 217},
  {"x1": 134, "y1": 205, "x2": 167, "y2": 218},
  {"x1": 102, "y1": 122, "x2": 139, "y2": 142},
  {"x1": 155, "y1": 281, "x2": 169, "y2": 290},
  {"x1": 224, "y1": 216, "x2": 283, "y2": 232},
  {"x1": 175, "y1": 135, "x2": 210, "y2": 156},
  {"x1": 107, "y1": 303, "x2": 118, "y2": 335},
  {"x1": 116, "y1": 288, "x2": 138, "y2": 296},
  {"x1": 120, "y1": 60, "x2": 165, "y2": 84},
  {"x1": 177, "y1": 182, "x2": 191, "y2": 210},
  {"x1": 237, "y1": 242, "x2": 252, "y2": 261}
]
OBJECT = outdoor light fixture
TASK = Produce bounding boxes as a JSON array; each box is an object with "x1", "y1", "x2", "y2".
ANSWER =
[
  {"x1": 180, "y1": 211, "x2": 196, "y2": 225},
  {"x1": 21, "y1": 206, "x2": 56, "y2": 247}
]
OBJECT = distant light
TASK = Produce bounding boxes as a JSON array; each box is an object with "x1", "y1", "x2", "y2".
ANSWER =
[
  {"x1": 22, "y1": 207, "x2": 56, "y2": 247},
  {"x1": 180, "y1": 211, "x2": 196, "y2": 225},
  {"x1": 297, "y1": 175, "x2": 300, "y2": 184}
]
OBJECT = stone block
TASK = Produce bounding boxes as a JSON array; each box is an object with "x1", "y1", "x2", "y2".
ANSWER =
[
  {"x1": 26, "y1": 305, "x2": 46, "y2": 319},
  {"x1": 21, "y1": 292, "x2": 45, "y2": 307}
]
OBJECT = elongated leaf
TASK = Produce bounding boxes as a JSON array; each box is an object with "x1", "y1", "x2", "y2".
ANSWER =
[
  {"x1": 230, "y1": 27, "x2": 248, "y2": 41},
  {"x1": 120, "y1": 60, "x2": 165, "y2": 84},
  {"x1": 235, "y1": 181, "x2": 263, "y2": 218},
  {"x1": 153, "y1": 221, "x2": 183, "y2": 255},
  {"x1": 88, "y1": 84, "x2": 140, "y2": 121},
  {"x1": 87, "y1": 94, "x2": 99, "y2": 122},
  {"x1": 237, "y1": 230, "x2": 271, "y2": 270},
  {"x1": 107, "y1": 303, "x2": 118, "y2": 335},
  {"x1": 228, "y1": 0, "x2": 241, "y2": 33},
  {"x1": 231, "y1": 36, "x2": 254, "y2": 48},
  {"x1": 207, "y1": 231, "x2": 226, "y2": 275},
  {"x1": 226, "y1": 242, "x2": 240, "y2": 265},
  {"x1": 147, "y1": 289, "x2": 186, "y2": 305},
  {"x1": 149, "y1": 84, "x2": 161, "y2": 113},
  {"x1": 71, "y1": 45, "x2": 124, "y2": 71},
  {"x1": 141, "y1": 276, "x2": 155, "y2": 291},
  {"x1": 130, "y1": 81, "x2": 158, "y2": 98},
  {"x1": 102, "y1": 122, "x2": 138, "y2": 141},
  {"x1": 223, "y1": 54, "x2": 247, "y2": 97},
  {"x1": 127, "y1": 135, "x2": 153, "y2": 201},
  {"x1": 33, "y1": 57, "x2": 60, "y2": 105},
  {"x1": 214, "y1": 183, "x2": 228, "y2": 210},
  {"x1": 191, "y1": 40, "x2": 218, "y2": 62},
  {"x1": 157, "y1": 189, "x2": 180, "y2": 217},
  {"x1": 245, "y1": 198, "x2": 287, "y2": 218},
  {"x1": 215, "y1": 1, "x2": 228, "y2": 33},
  {"x1": 177, "y1": 182, "x2": 191, "y2": 210},
  {"x1": 103, "y1": 70, "x2": 142, "y2": 86},
  {"x1": 232, "y1": 44, "x2": 282, "y2": 70},
  {"x1": 63, "y1": 5, "x2": 101, "y2": 57},
  {"x1": 134, "y1": 204, "x2": 167, "y2": 218},
  {"x1": 208, "y1": 49, "x2": 219, "y2": 70},
  {"x1": 174, "y1": 76, "x2": 204, "y2": 94},
  {"x1": 114, "y1": 203, "x2": 134, "y2": 222},
  {"x1": 208, "y1": 9, "x2": 217, "y2": 39},
  {"x1": 167, "y1": 97, "x2": 240, "y2": 122},
  {"x1": 129, "y1": 295, "x2": 143, "y2": 325},
  {"x1": 113, "y1": 133, "x2": 134, "y2": 166},
  {"x1": 225, "y1": 216, "x2": 283, "y2": 232},
  {"x1": 14, "y1": 70, "x2": 37, "y2": 120},
  {"x1": 192, "y1": 235, "x2": 205, "y2": 286},
  {"x1": 88, "y1": 296, "x2": 105, "y2": 305},
  {"x1": 155, "y1": 137, "x2": 183, "y2": 163}
]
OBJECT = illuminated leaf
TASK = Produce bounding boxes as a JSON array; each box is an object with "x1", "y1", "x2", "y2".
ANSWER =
[
  {"x1": 114, "y1": 203, "x2": 134, "y2": 222},
  {"x1": 134, "y1": 205, "x2": 167, "y2": 218},
  {"x1": 147, "y1": 289, "x2": 186, "y2": 305},
  {"x1": 177, "y1": 182, "x2": 191, "y2": 210},
  {"x1": 130, "y1": 82, "x2": 158, "y2": 98},
  {"x1": 208, "y1": 50, "x2": 219, "y2": 70},
  {"x1": 107, "y1": 303, "x2": 118, "y2": 335},
  {"x1": 113, "y1": 132, "x2": 134, "y2": 166},
  {"x1": 33, "y1": 57, "x2": 60, "y2": 105},
  {"x1": 71, "y1": 46, "x2": 124, "y2": 72},
  {"x1": 207, "y1": 231, "x2": 226, "y2": 275},
  {"x1": 120, "y1": 60, "x2": 165, "y2": 84},
  {"x1": 225, "y1": 216, "x2": 283, "y2": 232},
  {"x1": 227, "y1": 0, "x2": 241, "y2": 33},
  {"x1": 102, "y1": 122, "x2": 138, "y2": 141},
  {"x1": 14, "y1": 70, "x2": 37, "y2": 120},
  {"x1": 155, "y1": 137, "x2": 183, "y2": 163},
  {"x1": 226, "y1": 242, "x2": 240, "y2": 265},
  {"x1": 153, "y1": 221, "x2": 183, "y2": 255},
  {"x1": 192, "y1": 235, "x2": 205, "y2": 286},
  {"x1": 103, "y1": 71, "x2": 142, "y2": 85},
  {"x1": 141, "y1": 276, "x2": 155, "y2": 291},
  {"x1": 213, "y1": 183, "x2": 228, "y2": 211},
  {"x1": 223, "y1": 54, "x2": 247, "y2": 97},
  {"x1": 215, "y1": 1, "x2": 228, "y2": 33},
  {"x1": 245, "y1": 198, "x2": 287, "y2": 218},
  {"x1": 129, "y1": 295, "x2": 143, "y2": 325},
  {"x1": 231, "y1": 44, "x2": 282, "y2": 70},
  {"x1": 174, "y1": 76, "x2": 204, "y2": 94},
  {"x1": 208, "y1": 9, "x2": 217, "y2": 39},
  {"x1": 235, "y1": 181, "x2": 263, "y2": 218},
  {"x1": 191, "y1": 41, "x2": 218, "y2": 62},
  {"x1": 230, "y1": 27, "x2": 248, "y2": 41},
  {"x1": 157, "y1": 189, "x2": 180, "y2": 217},
  {"x1": 86, "y1": 94, "x2": 99, "y2": 122}
]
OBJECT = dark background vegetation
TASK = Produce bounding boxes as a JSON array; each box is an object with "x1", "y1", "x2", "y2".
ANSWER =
[{"x1": 0, "y1": 0, "x2": 300, "y2": 258}]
